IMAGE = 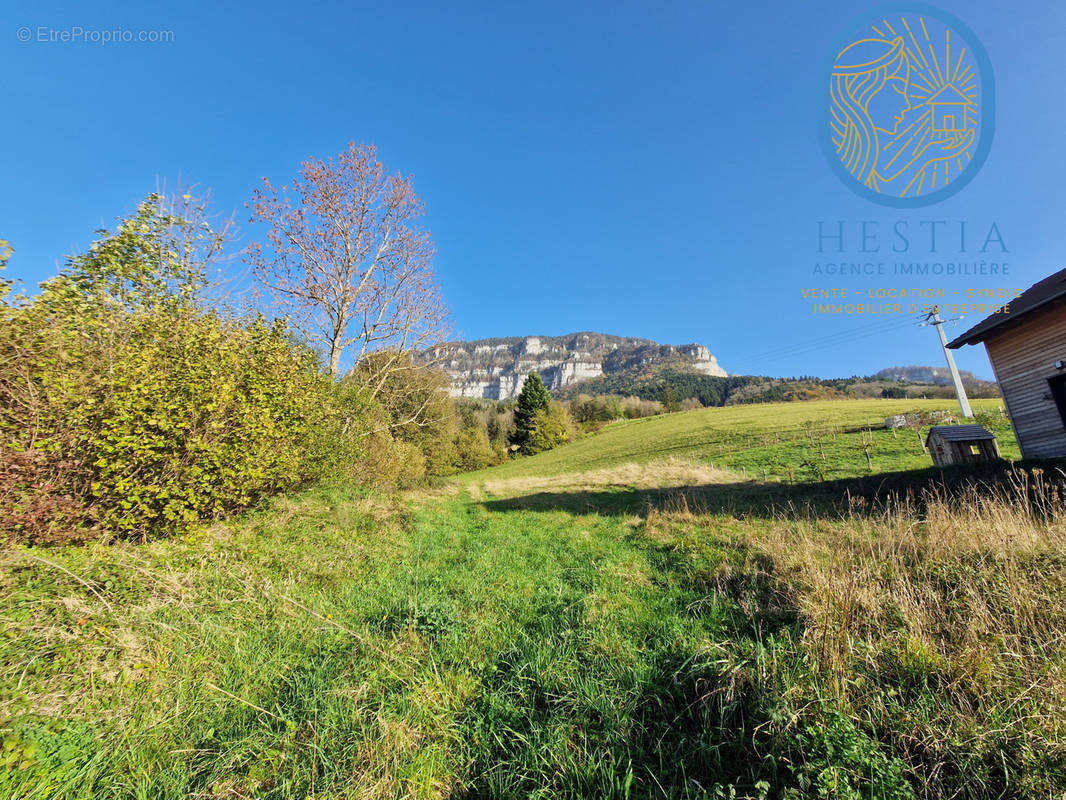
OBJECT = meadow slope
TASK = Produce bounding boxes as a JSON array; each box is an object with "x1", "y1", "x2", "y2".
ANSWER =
[
  {"x1": 465, "y1": 398, "x2": 1016, "y2": 484},
  {"x1": 5, "y1": 398, "x2": 1065, "y2": 800}
]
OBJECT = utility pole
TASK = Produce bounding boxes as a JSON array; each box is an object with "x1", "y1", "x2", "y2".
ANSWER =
[{"x1": 920, "y1": 307, "x2": 972, "y2": 418}]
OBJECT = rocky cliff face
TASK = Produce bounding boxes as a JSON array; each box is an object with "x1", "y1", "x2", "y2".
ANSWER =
[{"x1": 418, "y1": 332, "x2": 727, "y2": 399}]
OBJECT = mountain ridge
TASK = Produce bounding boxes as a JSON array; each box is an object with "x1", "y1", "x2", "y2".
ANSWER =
[{"x1": 417, "y1": 331, "x2": 727, "y2": 399}]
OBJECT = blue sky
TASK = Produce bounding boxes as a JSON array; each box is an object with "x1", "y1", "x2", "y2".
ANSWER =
[{"x1": 2, "y1": 0, "x2": 1062, "y2": 380}]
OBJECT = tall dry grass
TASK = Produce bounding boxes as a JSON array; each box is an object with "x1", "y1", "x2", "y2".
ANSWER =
[{"x1": 649, "y1": 468, "x2": 1066, "y2": 793}]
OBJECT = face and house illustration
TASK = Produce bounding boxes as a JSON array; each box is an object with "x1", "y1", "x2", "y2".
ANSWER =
[{"x1": 828, "y1": 14, "x2": 981, "y2": 200}]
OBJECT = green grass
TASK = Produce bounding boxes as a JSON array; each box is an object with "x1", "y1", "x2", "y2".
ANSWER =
[
  {"x1": 466, "y1": 398, "x2": 1016, "y2": 484},
  {"x1": 0, "y1": 484, "x2": 913, "y2": 799},
  {"x1": 2, "y1": 398, "x2": 1061, "y2": 800}
]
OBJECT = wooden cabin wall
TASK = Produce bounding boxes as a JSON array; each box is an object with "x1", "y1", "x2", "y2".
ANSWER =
[{"x1": 984, "y1": 300, "x2": 1066, "y2": 459}]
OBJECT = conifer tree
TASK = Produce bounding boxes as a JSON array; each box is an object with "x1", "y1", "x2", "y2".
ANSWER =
[{"x1": 510, "y1": 372, "x2": 551, "y2": 452}]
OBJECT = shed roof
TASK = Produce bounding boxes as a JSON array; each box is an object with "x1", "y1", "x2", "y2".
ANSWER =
[
  {"x1": 925, "y1": 424, "x2": 996, "y2": 443},
  {"x1": 948, "y1": 267, "x2": 1066, "y2": 347}
]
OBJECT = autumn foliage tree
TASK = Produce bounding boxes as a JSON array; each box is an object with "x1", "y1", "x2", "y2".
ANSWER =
[{"x1": 246, "y1": 143, "x2": 450, "y2": 389}]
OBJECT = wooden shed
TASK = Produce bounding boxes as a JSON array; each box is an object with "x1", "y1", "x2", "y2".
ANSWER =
[
  {"x1": 925, "y1": 425, "x2": 1000, "y2": 466},
  {"x1": 948, "y1": 268, "x2": 1066, "y2": 459}
]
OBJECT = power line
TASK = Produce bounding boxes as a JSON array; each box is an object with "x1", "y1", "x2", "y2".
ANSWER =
[
  {"x1": 738, "y1": 316, "x2": 919, "y2": 361},
  {"x1": 735, "y1": 316, "x2": 920, "y2": 366}
]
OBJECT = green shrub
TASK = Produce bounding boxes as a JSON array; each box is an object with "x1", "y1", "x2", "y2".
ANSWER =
[
  {"x1": 453, "y1": 425, "x2": 495, "y2": 471},
  {"x1": 0, "y1": 196, "x2": 359, "y2": 542},
  {"x1": 523, "y1": 401, "x2": 575, "y2": 455},
  {"x1": 343, "y1": 353, "x2": 462, "y2": 479}
]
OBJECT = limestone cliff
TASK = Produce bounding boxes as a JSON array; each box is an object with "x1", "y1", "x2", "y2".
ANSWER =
[{"x1": 418, "y1": 332, "x2": 727, "y2": 399}]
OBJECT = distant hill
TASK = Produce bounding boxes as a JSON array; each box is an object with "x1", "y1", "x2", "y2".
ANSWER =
[
  {"x1": 874, "y1": 365, "x2": 997, "y2": 393},
  {"x1": 561, "y1": 365, "x2": 1000, "y2": 407},
  {"x1": 417, "y1": 332, "x2": 727, "y2": 399}
]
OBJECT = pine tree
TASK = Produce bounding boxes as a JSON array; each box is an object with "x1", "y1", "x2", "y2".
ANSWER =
[{"x1": 510, "y1": 372, "x2": 551, "y2": 453}]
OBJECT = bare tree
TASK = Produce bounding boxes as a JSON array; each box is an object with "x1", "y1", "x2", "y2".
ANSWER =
[{"x1": 246, "y1": 142, "x2": 450, "y2": 383}]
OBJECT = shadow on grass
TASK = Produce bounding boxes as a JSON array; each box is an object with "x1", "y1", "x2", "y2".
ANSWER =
[
  {"x1": 479, "y1": 459, "x2": 1066, "y2": 521},
  {"x1": 459, "y1": 636, "x2": 790, "y2": 799},
  {"x1": 455, "y1": 532, "x2": 909, "y2": 799},
  {"x1": 453, "y1": 536, "x2": 800, "y2": 800},
  {"x1": 459, "y1": 460, "x2": 1066, "y2": 799},
  {"x1": 457, "y1": 459, "x2": 1066, "y2": 799}
]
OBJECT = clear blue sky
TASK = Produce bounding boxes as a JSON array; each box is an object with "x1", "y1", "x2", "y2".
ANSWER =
[{"x1": 3, "y1": 0, "x2": 1062, "y2": 379}]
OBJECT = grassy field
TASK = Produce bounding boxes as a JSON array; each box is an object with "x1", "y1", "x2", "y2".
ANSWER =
[
  {"x1": 467, "y1": 398, "x2": 1016, "y2": 484},
  {"x1": 3, "y1": 398, "x2": 1064, "y2": 799}
]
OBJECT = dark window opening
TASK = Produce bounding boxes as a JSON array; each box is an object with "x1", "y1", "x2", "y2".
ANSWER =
[{"x1": 1049, "y1": 374, "x2": 1066, "y2": 428}]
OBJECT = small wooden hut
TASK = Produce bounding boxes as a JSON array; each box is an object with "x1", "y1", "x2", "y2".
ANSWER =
[{"x1": 925, "y1": 424, "x2": 999, "y2": 466}]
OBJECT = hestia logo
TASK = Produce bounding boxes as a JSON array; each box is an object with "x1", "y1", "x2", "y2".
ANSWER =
[{"x1": 820, "y1": 4, "x2": 994, "y2": 207}]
